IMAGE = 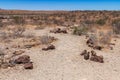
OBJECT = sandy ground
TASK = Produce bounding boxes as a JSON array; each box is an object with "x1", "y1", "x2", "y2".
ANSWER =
[{"x1": 0, "y1": 27, "x2": 120, "y2": 80}]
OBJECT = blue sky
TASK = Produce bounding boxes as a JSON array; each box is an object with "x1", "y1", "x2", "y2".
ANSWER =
[{"x1": 0, "y1": 0, "x2": 120, "y2": 10}]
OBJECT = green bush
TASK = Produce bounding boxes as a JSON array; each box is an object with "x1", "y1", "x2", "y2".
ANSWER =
[{"x1": 73, "y1": 26, "x2": 88, "y2": 36}]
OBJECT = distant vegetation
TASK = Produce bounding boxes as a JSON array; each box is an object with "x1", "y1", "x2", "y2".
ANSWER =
[{"x1": 0, "y1": 10, "x2": 120, "y2": 34}]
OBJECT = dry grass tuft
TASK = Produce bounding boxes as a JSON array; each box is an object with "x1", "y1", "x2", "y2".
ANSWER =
[{"x1": 40, "y1": 35, "x2": 57, "y2": 44}]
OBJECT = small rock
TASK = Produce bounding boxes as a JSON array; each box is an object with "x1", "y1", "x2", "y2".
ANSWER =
[
  {"x1": 84, "y1": 52, "x2": 90, "y2": 60},
  {"x1": 50, "y1": 28, "x2": 67, "y2": 34},
  {"x1": 61, "y1": 29, "x2": 67, "y2": 33},
  {"x1": 0, "y1": 62, "x2": 9, "y2": 69},
  {"x1": 91, "y1": 50, "x2": 96, "y2": 56},
  {"x1": 110, "y1": 46, "x2": 113, "y2": 50},
  {"x1": 6, "y1": 47, "x2": 9, "y2": 50},
  {"x1": 24, "y1": 62, "x2": 33, "y2": 69},
  {"x1": 9, "y1": 59, "x2": 16, "y2": 67},
  {"x1": 90, "y1": 55, "x2": 104, "y2": 63},
  {"x1": 86, "y1": 38, "x2": 94, "y2": 45},
  {"x1": 13, "y1": 50, "x2": 25, "y2": 55},
  {"x1": 80, "y1": 50, "x2": 87, "y2": 56},
  {"x1": 97, "y1": 55, "x2": 104, "y2": 63},
  {"x1": 93, "y1": 46, "x2": 103, "y2": 50},
  {"x1": 24, "y1": 45, "x2": 33, "y2": 48},
  {"x1": 42, "y1": 44, "x2": 55, "y2": 51},
  {"x1": 42, "y1": 48, "x2": 48, "y2": 51},
  {"x1": 14, "y1": 55, "x2": 30, "y2": 64},
  {"x1": 47, "y1": 45, "x2": 55, "y2": 49}
]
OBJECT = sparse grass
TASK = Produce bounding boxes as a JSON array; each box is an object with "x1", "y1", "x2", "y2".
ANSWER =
[
  {"x1": 13, "y1": 16, "x2": 25, "y2": 25},
  {"x1": 0, "y1": 31, "x2": 8, "y2": 40},
  {"x1": 23, "y1": 31, "x2": 35, "y2": 39},
  {"x1": 0, "y1": 20, "x2": 3, "y2": 28},
  {"x1": 0, "y1": 50, "x2": 5, "y2": 67},
  {"x1": 89, "y1": 34, "x2": 98, "y2": 45},
  {"x1": 99, "y1": 31, "x2": 112, "y2": 46},
  {"x1": 112, "y1": 19, "x2": 120, "y2": 34},
  {"x1": 40, "y1": 35, "x2": 57, "y2": 44},
  {"x1": 11, "y1": 26, "x2": 25, "y2": 39},
  {"x1": 89, "y1": 30, "x2": 112, "y2": 47}
]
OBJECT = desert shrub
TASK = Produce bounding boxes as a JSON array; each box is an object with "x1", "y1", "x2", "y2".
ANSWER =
[
  {"x1": 112, "y1": 19, "x2": 120, "y2": 34},
  {"x1": 99, "y1": 31, "x2": 112, "y2": 46},
  {"x1": 23, "y1": 31, "x2": 35, "y2": 38},
  {"x1": 97, "y1": 31, "x2": 112, "y2": 46},
  {"x1": 73, "y1": 27, "x2": 87, "y2": 35},
  {"x1": 113, "y1": 26, "x2": 120, "y2": 34},
  {"x1": 40, "y1": 35, "x2": 56, "y2": 44},
  {"x1": 89, "y1": 34, "x2": 98, "y2": 45},
  {"x1": 96, "y1": 19, "x2": 106, "y2": 26},
  {"x1": 0, "y1": 50, "x2": 5, "y2": 66},
  {"x1": 0, "y1": 20, "x2": 3, "y2": 28},
  {"x1": 13, "y1": 16, "x2": 25, "y2": 25},
  {"x1": 99, "y1": 35, "x2": 111, "y2": 45},
  {"x1": 73, "y1": 25, "x2": 88, "y2": 35},
  {"x1": 11, "y1": 26, "x2": 25, "y2": 38},
  {"x1": 88, "y1": 30, "x2": 112, "y2": 47},
  {"x1": 84, "y1": 20, "x2": 94, "y2": 25},
  {"x1": 0, "y1": 31, "x2": 8, "y2": 40},
  {"x1": 73, "y1": 27, "x2": 82, "y2": 35}
]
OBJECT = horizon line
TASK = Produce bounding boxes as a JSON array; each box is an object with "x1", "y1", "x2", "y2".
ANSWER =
[{"x1": 1, "y1": 8, "x2": 120, "y2": 11}]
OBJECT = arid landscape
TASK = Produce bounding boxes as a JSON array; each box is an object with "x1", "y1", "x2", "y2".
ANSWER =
[{"x1": 0, "y1": 9, "x2": 120, "y2": 80}]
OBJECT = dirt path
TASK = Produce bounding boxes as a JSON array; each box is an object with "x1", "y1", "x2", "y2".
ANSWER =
[{"x1": 0, "y1": 28, "x2": 120, "y2": 80}]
